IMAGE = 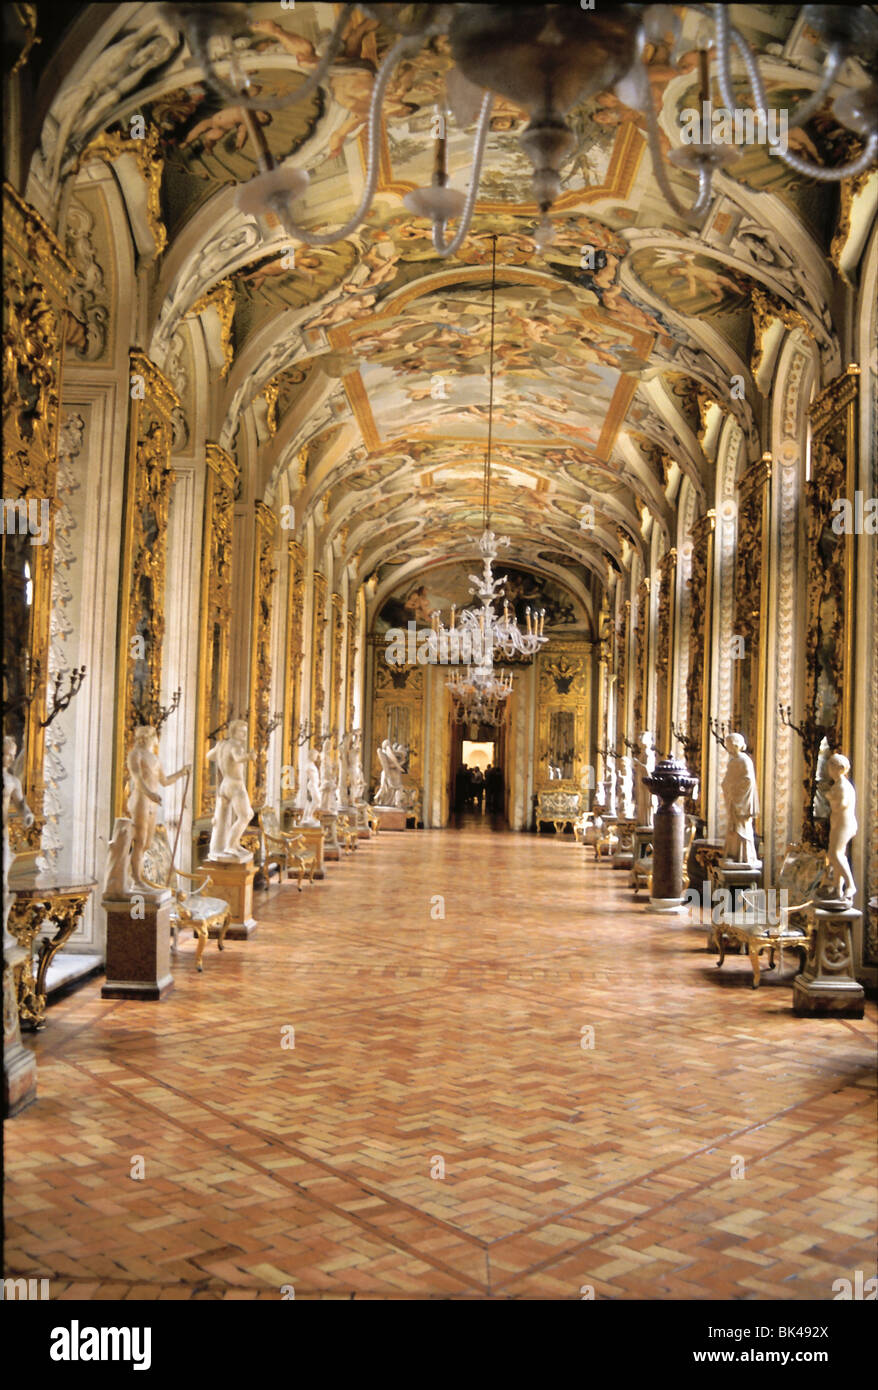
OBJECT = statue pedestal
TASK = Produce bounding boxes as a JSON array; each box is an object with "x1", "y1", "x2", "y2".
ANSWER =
[
  {"x1": 611, "y1": 818, "x2": 635, "y2": 868},
  {"x1": 709, "y1": 860, "x2": 763, "y2": 950},
  {"x1": 374, "y1": 806, "x2": 407, "y2": 831},
  {"x1": 644, "y1": 757, "x2": 698, "y2": 913},
  {"x1": 351, "y1": 804, "x2": 371, "y2": 839},
  {"x1": 319, "y1": 812, "x2": 341, "y2": 861},
  {"x1": 101, "y1": 891, "x2": 174, "y2": 1000},
  {"x1": 201, "y1": 860, "x2": 257, "y2": 938},
  {"x1": 4, "y1": 944, "x2": 37, "y2": 1115},
  {"x1": 793, "y1": 902, "x2": 865, "y2": 1018}
]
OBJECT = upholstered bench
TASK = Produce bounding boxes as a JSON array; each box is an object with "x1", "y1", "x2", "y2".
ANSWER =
[{"x1": 712, "y1": 844, "x2": 825, "y2": 988}]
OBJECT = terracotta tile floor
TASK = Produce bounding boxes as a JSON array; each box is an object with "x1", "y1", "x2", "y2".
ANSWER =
[{"x1": 4, "y1": 824, "x2": 876, "y2": 1300}]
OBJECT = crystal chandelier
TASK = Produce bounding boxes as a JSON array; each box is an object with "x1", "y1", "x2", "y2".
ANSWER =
[
  {"x1": 163, "y1": 3, "x2": 878, "y2": 252},
  {"x1": 431, "y1": 236, "x2": 547, "y2": 728}
]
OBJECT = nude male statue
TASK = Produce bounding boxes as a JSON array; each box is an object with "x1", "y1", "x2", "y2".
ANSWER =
[
  {"x1": 126, "y1": 726, "x2": 190, "y2": 888},
  {"x1": 207, "y1": 720, "x2": 255, "y2": 861}
]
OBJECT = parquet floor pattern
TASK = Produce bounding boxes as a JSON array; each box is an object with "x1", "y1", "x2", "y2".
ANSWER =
[{"x1": 4, "y1": 824, "x2": 876, "y2": 1299}]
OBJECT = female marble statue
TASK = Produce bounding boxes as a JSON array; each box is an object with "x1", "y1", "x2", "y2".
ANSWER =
[
  {"x1": 721, "y1": 732, "x2": 759, "y2": 866},
  {"x1": 319, "y1": 753, "x2": 341, "y2": 815},
  {"x1": 206, "y1": 720, "x2": 255, "y2": 862},
  {"x1": 617, "y1": 756, "x2": 635, "y2": 820},
  {"x1": 633, "y1": 732, "x2": 656, "y2": 827},
  {"x1": 3, "y1": 736, "x2": 34, "y2": 941},
  {"x1": 824, "y1": 753, "x2": 857, "y2": 901},
  {"x1": 127, "y1": 726, "x2": 190, "y2": 887},
  {"x1": 344, "y1": 730, "x2": 366, "y2": 806},
  {"x1": 374, "y1": 739, "x2": 406, "y2": 806},
  {"x1": 300, "y1": 749, "x2": 322, "y2": 826}
]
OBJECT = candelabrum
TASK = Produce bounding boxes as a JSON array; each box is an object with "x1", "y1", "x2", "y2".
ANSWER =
[
  {"x1": 136, "y1": 686, "x2": 181, "y2": 734},
  {"x1": 778, "y1": 703, "x2": 835, "y2": 835},
  {"x1": 265, "y1": 710, "x2": 283, "y2": 738},
  {"x1": 295, "y1": 720, "x2": 331, "y2": 748},
  {"x1": 670, "y1": 720, "x2": 698, "y2": 761},
  {"x1": 2, "y1": 659, "x2": 88, "y2": 729},
  {"x1": 707, "y1": 716, "x2": 729, "y2": 747},
  {"x1": 206, "y1": 702, "x2": 235, "y2": 743}
]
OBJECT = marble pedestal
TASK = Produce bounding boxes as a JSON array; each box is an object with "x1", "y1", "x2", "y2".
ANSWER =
[
  {"x1": 102, "y1": 891, "x2": 174, "y2": 1000},
  {"x1": 4, "y1": 944, "x2": 37, "y2": 1115},
  {"x1": 201, "y1": 859, "x2": 257, "y2": 938},
  {"x1": 708, "y1": 860, "x2": 763, "y2": 949},
  {"x1": 793, "y1": 902, "x2": 865, "y2": 1018},
  {"x1": 374, "y1": 806, "x2": 407, "y2": 831},
  {"x1": 611, "y1": 819, "x2": 635, "y2": 868},
  {"x1": 319, "y1": 812, "x2": 341, "y2": 861}
]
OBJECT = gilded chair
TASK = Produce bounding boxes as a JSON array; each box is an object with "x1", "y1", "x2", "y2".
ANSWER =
[
  {"x1": 259, "y1": 807, "x2": 317, "y2": 889},
  {"x1": 141, "y1": 825, "x2": 231, "y2": 972},
  {"x1": 336, "y1": 814, "x2": 358, "y2": 853}
]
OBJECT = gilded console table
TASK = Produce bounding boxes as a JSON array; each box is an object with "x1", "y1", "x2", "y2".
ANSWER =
[{"x1": 6, "y1": 871, "x2": 96, "y2": 1030}]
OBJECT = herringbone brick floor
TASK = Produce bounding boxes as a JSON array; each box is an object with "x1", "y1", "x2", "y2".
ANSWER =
[{"x1": 4, "y1": 824, "x2": 876, "y2": 1299}]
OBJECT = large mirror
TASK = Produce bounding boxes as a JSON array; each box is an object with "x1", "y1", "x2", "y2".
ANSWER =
[
  {"x1": 2, "y1": 530, "x2": 35, "y2": 760},
  {"x1": 547, "y1": 708, "x2": 575, "y2": 780}
]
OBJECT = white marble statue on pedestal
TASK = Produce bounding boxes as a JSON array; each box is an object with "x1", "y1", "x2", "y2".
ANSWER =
[
  {"x1": 617, "y1": 756, "x2": 635, "y2": 820},
  {"x1": 824, "y1": 753, "x2": 857, "y2": 902},
  {"x1": 633, "y1": 732, "x2": 656, "y2": 827},
  {"x1": 206, "y1": 720, "x2": 255, "y2": 862},
  {"x1": 3, "y1": 737, "x2": 34, "y2": 945},
  {"x1": 127, "y1": 725, "x2": 190, "y2": 887},
  {"x1": 721, "y1": 732, "x2": 759, "y2": 866},
  {"x1": 604, "y1": 754, "x2": 617, "y2": 817},
  {"x1": 300, "y1": 748, "x2": 322, "y2": 826},
  {"x1": 346, "y1": 730, "x2": 366, "y2": 806},
  {"x1": 374, "y1": 738, "x2": 407, "y2": 807}
]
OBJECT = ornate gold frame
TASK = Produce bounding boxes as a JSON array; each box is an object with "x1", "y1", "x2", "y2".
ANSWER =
[
  {"x1": 801, "y1": 365, "x2": 859, "y2": 842},
  {"x1": 535, "y1": 640, "x2": 589, "y2": 797},
  {"x1": 248, "y1": 501, "x2": 277, "y2": 805},
  {"x1": 282, "y1": 539, "x2": 306, "y2": 796},
  {"x1": 655, "y1": 547, "x2": 676, "y2": 754},
  {"x1": 733, "y1": 454, "x2": 772, "y2": 789},
  {"x1": 329, "y1": 592, "x2": 344, "y2": 738},
  {"x1": 112, "y1": 350, "x2": 178, "y2": 817},
  {"x1": 686, "y1": 511, "x2": 715, "y2": 819},
  {"x1": 632, "y1": 577, "x2": 650, "y2": 735},
  {"x1": 2, "y1": 184, "x2": 71, "y2": 850},
  {"x1": 371, "y1": 656, "x2": 425, "y2": 793},
  {"x1": 310, "y1": 572, "x2": 328, "y2": 740},
  {"x1": 193, "y1": 442, "x2": 238, "y2": 820}
]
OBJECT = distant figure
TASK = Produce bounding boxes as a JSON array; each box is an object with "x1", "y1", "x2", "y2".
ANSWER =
[
  {"x1": 486, "y1": 765, "x2": 504, "y2": 815},
  {"x1": 454, "y1": 763, "x2": 470, "y2": 814},
  {"x1": 471, "y1": 765, "x2": 485, "y2": 811}
]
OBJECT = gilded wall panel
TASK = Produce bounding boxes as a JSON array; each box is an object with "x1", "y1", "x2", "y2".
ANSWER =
[
  {"x1": 282, "y1": 539, "x2": 306, "y2": 795},
  {"x1": 193, "y1": 443, "x2": 238, "y2": 819},
  {"x1": 801, "y1": 365, "x2": 858, "y2": 845},
  {"x1": 732, "y1": 455, "x2": 771, "y2": 777},
  {"x1": 310, "y1": 572, "x2": 328, "y2": 739},
  {"x1": 112, "y1": 350, "x2": 179, "y2": 816},
  {"x1": 536, "y1": 639, "x2": 589, "y2": 795},
  {"x1": 2, "y1": 184, "x2": 72, "y2": 847},
  {"x1": 685, "y1": 512, "x2": 715, "y2": 820},
  {"x1": 248, "y1": 501, "x2": 277, "y2": 805}
]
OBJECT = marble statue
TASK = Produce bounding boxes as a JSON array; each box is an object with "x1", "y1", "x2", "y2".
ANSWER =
[
  {"x1": 3, "y1": 736, "x2": 34, "y2": 943},
  {"x1": 604, "y1": 755, "x2": 617, "y2": 817},
  {"x1": 342, "y1": 730, "x2": 366, "y2": 806},
  {"x1": 104, "y1": 817, "x2": 134, "y2": 897},
  {"x1": 374, "y1": 739, "x2": 407, "y2": 807},
  {"x1": 617, "y1": 756, "x2": 635, "y2": 820},
  {"x1": 206, "y1": 720, "x2": 255, "y2": 862},
  {"x1": 319, "y1": 752, "x2": 341, "y2": 816},
  {"x1": 633, "y1": 732, "x2": 656, "y2": 827},
  {"x1": 127, "y1": 726, "x2": 190, "y2": 888},
  {"x1": 300, "y1": 748, "x2": 322, "y2": 826},
  {"x1": 824, "y1": 753, "x2": 857, "y2": 901},
  {"x1": 721, "y1": 733, "x2": 759, "y2": 866}
]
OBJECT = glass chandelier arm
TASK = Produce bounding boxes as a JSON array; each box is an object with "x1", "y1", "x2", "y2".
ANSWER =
[
  {"x1": 271, "y1": 33, "x2": 424, "y2": 245},
  {"x1": 714, "y1": 6, "x2": 874, "y2": 182},
  {"x1": 635, "y1": 50, "x2": 709, "y2": 225},
  {"x1": 174, "y1": 2, "x2": 355, "y2": 112},
  {"x1": 773, "y1": 131, "x2": 878, "y2": 179},
  {"x1": 431, "y1": 91, "x2": 495, "y2": 257}
]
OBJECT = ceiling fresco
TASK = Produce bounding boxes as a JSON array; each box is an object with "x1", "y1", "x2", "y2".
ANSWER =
[{"x1": 35, "y1": 1, "x2": 872, "y2": 616}]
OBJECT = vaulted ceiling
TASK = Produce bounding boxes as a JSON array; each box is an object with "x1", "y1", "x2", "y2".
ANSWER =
[{"x1": 24, "y1": 2, "x2": 876, "y2": 620}]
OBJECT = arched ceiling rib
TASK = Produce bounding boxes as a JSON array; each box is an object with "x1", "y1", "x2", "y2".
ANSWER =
[{"x1": 32, "y1": 2, "x2": 874, "y2": 591}]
